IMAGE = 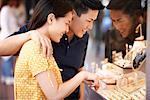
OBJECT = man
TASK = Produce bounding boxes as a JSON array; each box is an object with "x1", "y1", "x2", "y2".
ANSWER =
[
  {"x1": 0, "y1": 0, "x2": 104, "y2": 99},
  {"x1": 104, "y1": 0, "x2": 146, "y2": 62}
]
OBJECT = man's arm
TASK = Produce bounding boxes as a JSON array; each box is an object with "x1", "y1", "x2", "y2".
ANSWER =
[
  {"x1": 0, "y1": 33, "x2": 30, "y2": 56},
  {"x1": 0, "y1": 31, "x2": 53, "y2": 57},
  {"x1": 78, "y1": 67, "x2": 86, "y2": 100},
  {"x1": 79, "y1": 33, "x2": 89, "y2": 100},
  {"x1": 79, "y1": 82, "x2": 85, "y2": 100}
]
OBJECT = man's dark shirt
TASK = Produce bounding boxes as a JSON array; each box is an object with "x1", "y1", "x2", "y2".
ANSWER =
[
  {"x1": 104, "y1": 24, "x2": 146, "y2": 62},
  {"x1": 12, "y1": 25, "x2": 89, "y2": 99}
]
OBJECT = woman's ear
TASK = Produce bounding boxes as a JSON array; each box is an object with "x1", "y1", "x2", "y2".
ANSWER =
[{"x1": 47, "y1": 13, "x2": 55, "y2": 24}]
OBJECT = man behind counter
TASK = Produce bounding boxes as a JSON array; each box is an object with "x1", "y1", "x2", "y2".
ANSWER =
[{"x1": 104, "y1": 0, "x2": 147, "y2": 62}]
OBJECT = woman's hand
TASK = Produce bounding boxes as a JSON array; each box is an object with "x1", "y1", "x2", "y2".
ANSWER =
[
  {"x1": 82, "y1": 71, "x2": 104, "y2": 90},
  {"x1": 30, "y1": 31, "x2": 53, "y2": 58}
]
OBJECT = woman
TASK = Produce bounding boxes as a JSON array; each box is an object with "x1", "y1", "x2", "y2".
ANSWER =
[{"x1": 14, "y1": 0, "x2": 101, "y2": 99}]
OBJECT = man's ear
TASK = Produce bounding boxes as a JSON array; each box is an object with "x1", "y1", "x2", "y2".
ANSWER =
[{"x1": 47, "y1": 13, "x2": 55, "y2": 24}]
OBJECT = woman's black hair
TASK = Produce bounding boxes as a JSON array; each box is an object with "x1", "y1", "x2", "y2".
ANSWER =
[{"x1": 28, "y1": 0, "x2": 73, "y2": 30}]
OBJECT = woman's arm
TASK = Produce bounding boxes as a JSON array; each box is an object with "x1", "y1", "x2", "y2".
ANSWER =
[{"x1": 36, "y1": 70, "x2": 99, "y2": 100}]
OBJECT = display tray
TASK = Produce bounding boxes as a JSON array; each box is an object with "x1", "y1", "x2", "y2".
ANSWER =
[
  {"x1": 119, "y1": 71, "x2": 145, "y2": 93},
  {"x1": 113, "y1": 60, "x2": 133, "y2": 69},
  {"x1": 121, "y1": 78, "x2": 145, "y2": 93},
  {"x1": 97, "y1": 86, "x2": 146, "y2": 100},
  {"x1": 96, "y1": 71, "x2": 146, "y2": 100}
]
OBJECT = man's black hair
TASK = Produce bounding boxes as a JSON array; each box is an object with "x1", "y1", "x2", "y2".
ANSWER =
[{"x1": 68, "y1": 0, "x2": 105, "y2": 16}]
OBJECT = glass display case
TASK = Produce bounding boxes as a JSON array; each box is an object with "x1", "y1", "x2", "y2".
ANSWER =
[{"x1": 89, "y1": 35, "x2": 147, "y2": 99}]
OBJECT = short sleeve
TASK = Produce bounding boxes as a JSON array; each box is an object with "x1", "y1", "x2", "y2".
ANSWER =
[{"x1": 27, "y1": 40, "x2": 49, "y2": 77}]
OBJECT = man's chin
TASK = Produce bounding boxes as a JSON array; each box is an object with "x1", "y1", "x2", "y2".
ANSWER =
[
  {"x1": 54, "y1": 39, "x2": 60, "y2": 43},
  {"x1": 78, "y1": 35, "x2": 83, "y2": 38},
  {"x1": 121, "y1": 34, "x2": 128, "y2": 38}
]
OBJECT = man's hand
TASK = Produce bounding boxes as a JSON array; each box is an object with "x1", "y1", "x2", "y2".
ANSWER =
[{"x1": 30, "y1": 31, "x2": 53, "y2": 58}]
